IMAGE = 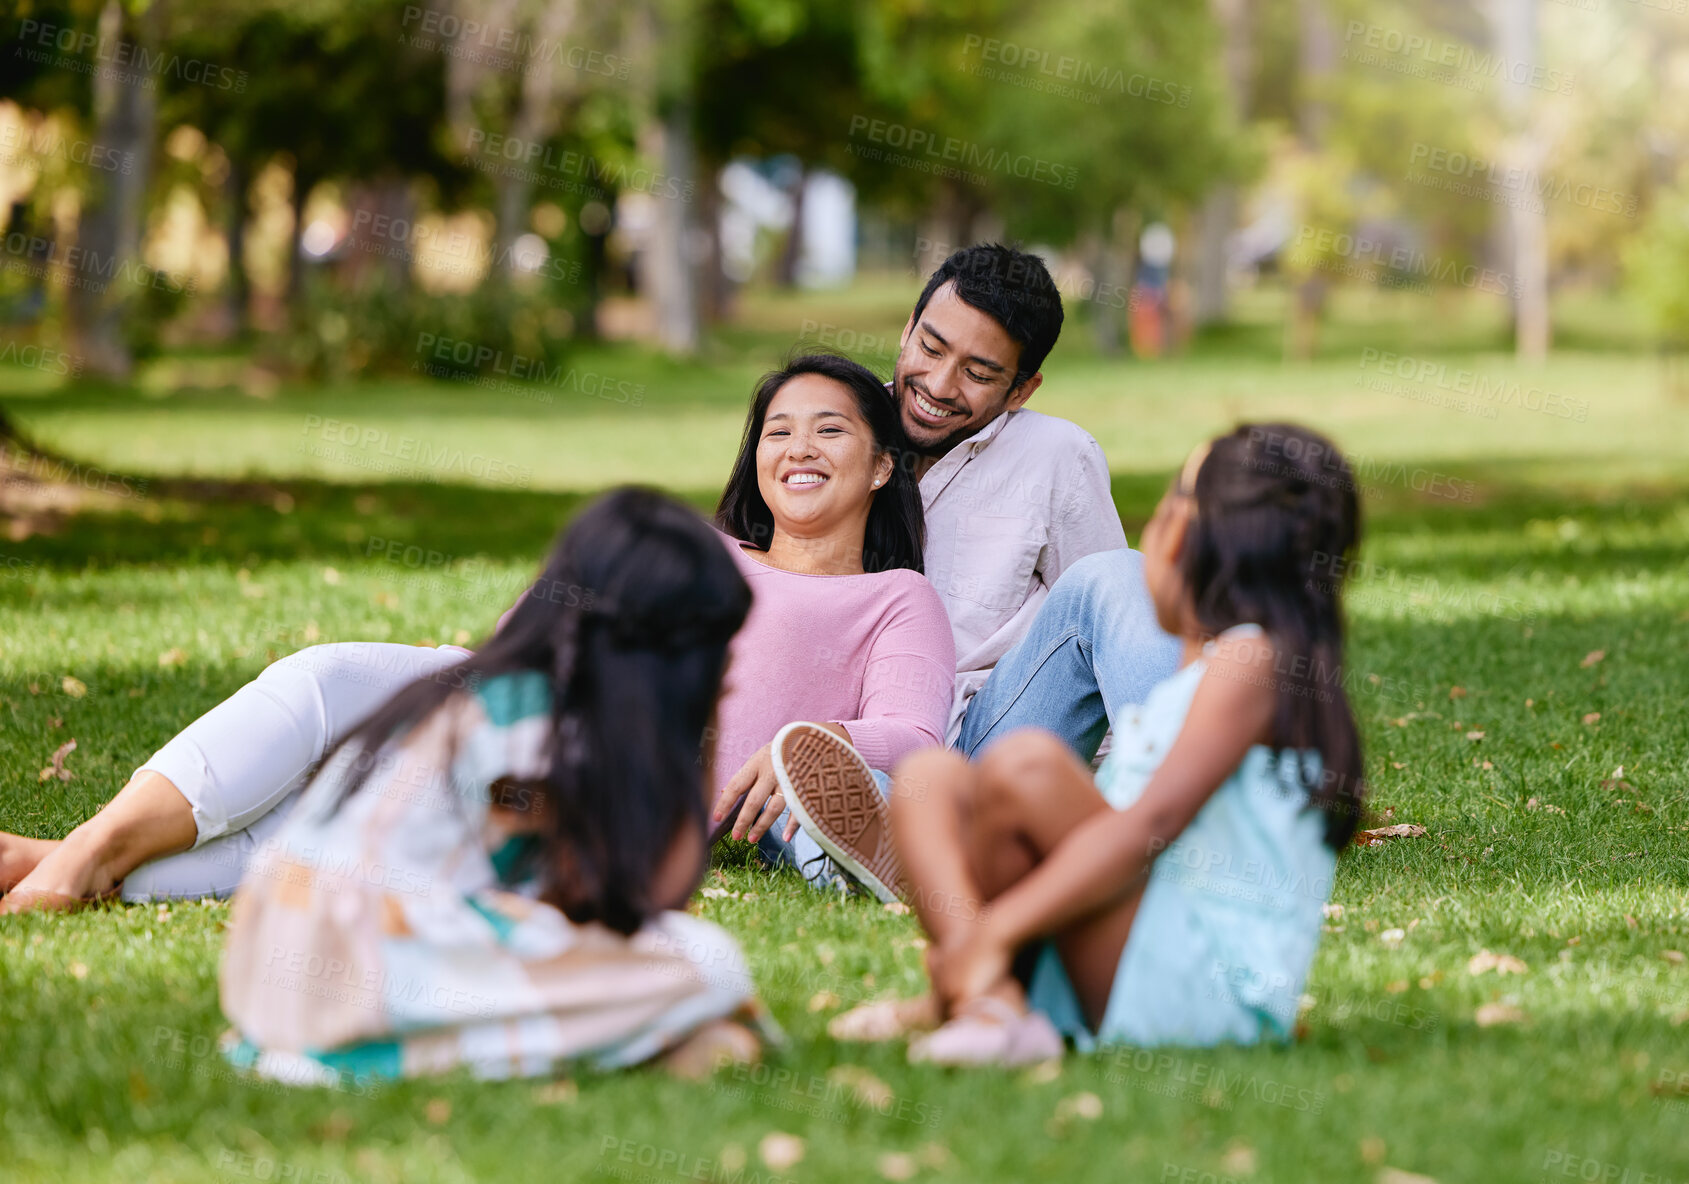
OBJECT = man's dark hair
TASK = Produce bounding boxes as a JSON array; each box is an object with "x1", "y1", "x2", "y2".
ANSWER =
[{"x1": 910, "y1": 243, "x2": 1064, "y2": 391}]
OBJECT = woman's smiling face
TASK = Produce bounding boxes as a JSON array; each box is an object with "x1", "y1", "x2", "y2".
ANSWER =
[{"x1": 755, "y1": 373, "x2": 892, "y2": 538}]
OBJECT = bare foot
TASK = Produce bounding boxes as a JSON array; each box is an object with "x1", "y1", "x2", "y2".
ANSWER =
[
  {"x1": 827, "y1": 994, "x2": 940, "y2": 1042},
  {"x1": 0, "y1": 835, "x2": 121, "y2": 915},
  {"x1": 0, "y1": 833, "x2": 59, "y2": 892},
  {"x1": 659, "y1": 1019, "x2": 761, "y2": 1080}
]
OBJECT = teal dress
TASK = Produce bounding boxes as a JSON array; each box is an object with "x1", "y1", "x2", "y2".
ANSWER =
[{"x1": 1025, "y1": 625, "x2": 1336, "y2": 1049}]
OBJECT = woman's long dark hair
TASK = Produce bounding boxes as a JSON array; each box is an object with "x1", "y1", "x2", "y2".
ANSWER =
[
  {"x1": 321, "y1": 487, "x2": 751, "y2": 935},
  {"x1": 1181, "y1": 423, "x2": 1365, "y2": 849},
  {"x1": 715, "y1": 353, "x2": 925, "y2": 573}
]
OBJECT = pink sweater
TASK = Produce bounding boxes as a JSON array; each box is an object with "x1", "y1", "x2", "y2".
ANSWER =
[
  {"x1": 496, "y1": 532, "x2": 955, "y2": 790},
  {"x1": 710, "y1": 532, "x2": 954, "y2": 789}
]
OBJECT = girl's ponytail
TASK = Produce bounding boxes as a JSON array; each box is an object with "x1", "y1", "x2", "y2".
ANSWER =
[{"x1": 1183, "y1": 424, "x2": 1366, "y2": 848}]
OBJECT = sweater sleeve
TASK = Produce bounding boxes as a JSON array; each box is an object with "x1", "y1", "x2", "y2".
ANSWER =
[{"x1": 838, "y1": 577, "x2": 957, "y2": 772}]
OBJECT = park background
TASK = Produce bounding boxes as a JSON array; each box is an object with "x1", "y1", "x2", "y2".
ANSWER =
[{"x1": 1, "y1": 0, "x2": 1688, "y2": 1182}]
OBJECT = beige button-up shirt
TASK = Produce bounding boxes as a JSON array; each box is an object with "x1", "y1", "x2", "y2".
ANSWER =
[{"x1": 918, "y1": 407, "x2": 1127, "y2": 741}]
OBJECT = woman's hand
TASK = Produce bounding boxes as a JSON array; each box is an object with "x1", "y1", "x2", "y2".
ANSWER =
[
  {"x1": 930, "y1": 919, "x2": 1014, "y2": 1014},
  {"x1": 710, "y1": 744, "x2": 800, "y2": 844}
]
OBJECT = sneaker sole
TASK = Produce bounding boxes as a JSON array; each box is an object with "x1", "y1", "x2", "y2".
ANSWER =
[{"x1": 773, "y1": 722, "x2": 905, "y2": 905}]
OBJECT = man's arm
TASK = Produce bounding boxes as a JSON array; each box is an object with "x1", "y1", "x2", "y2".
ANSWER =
[{"x1": 1043, "y1": 433, "x2": 1126, "y2": 585}]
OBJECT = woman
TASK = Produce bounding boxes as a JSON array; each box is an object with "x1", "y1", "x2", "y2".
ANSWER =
[{"x1": 0, "y1": 354, "x2": 952, "y2": 911}]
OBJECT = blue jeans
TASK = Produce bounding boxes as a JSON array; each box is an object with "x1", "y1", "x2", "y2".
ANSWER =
[
  {"x1": 955, "y1": 548, "x2": 1183, "y2": 764},
  {"x1": 762, "y1": 549, "x2": 1180, "y2": 879}
]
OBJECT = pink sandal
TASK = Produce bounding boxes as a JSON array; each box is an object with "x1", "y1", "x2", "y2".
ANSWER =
[{"x1": 907, "y1": 996, "x2": 1064, "y2": 1067}]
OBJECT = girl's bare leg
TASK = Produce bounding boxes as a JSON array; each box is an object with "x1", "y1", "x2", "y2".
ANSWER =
[
  {"x1": 0, "y1": 772, "x2": 196, "y2": 913},
  {"x1": 0, "y1": 834, "x2": 59, "y2": 891},
  {"x1": 891, "y1": 729, "x2": 1143, "y2": 1028}
]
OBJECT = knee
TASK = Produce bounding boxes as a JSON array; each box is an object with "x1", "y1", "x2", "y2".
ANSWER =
[
  {"x1": 976, "y1": 729, "x2": 1072, "y2": 808},
  {"x1": 888, "y1": 748, "x2": 968, "y2": 821}
]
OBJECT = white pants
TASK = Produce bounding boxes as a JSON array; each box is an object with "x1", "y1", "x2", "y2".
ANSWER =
[{"x1": 120, "y1": 642, "x2": 469, "y2": 902}]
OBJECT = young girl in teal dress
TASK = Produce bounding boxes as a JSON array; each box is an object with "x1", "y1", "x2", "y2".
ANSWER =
[{"x1": 873, "y1": 422, "x2": 1367, "y2": 1063}]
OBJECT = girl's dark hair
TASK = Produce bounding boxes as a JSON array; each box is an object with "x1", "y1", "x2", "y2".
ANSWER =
[
  {"x1": 715, "y1": 353, "x2": 925, "y2": 573},
  {"x1": 322, "y1": 487, "x2": 751, "y2": 935},
  {"x1": 1181, "y1": 423, "x2": 1365, "y2": 848}
]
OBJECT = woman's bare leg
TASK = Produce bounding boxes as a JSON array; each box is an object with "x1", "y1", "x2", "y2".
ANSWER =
[
  {"x1": 0, "y1": 772, "x2": 196, "y2": 913},
  {"x1": 891, "y1": 729, "x2": 1142, "y2": 1027}
]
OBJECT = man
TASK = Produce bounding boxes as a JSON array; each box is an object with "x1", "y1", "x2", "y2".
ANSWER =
[{"x1": 742, "y1": 244, "x2": 1181, "y2": 900}]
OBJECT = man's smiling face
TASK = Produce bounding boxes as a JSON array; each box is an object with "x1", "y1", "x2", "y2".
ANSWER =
[{"x1": 891, "y1": 281, "x2": 1043, "y2": 458}]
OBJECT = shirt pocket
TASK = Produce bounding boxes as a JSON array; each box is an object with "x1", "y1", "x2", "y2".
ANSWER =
[{"x1": 950, "y1": 514, "x2": 1047, "y2": 611}]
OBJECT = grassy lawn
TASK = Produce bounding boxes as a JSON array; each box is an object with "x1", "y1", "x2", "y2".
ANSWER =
[{"x1": 2, "y1": 283, "x2": 1688, "y2": 1183}]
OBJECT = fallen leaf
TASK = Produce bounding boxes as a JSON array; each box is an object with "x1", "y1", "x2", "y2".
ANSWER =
[
  {"x1": 1663, "y1": 951, "x2": 1686, "y2": 965},
  {"x1": 1380, "y1": 928, "x2": 1406, "y2": 947},
  {"x1": 424, "y1": 1098, "x2": 451, "y2": 1125},
  {"x1": 69, "y1": 961, "x2": 88, "y2": 979},
  {"x1": 1360, "y1": 1137, "x2": 1387, "y2": 1165},
  {"x1": 157, "y1": 647, "x2": 187, "y2": 668},
  {"x1": 1021, "y1": 1059, "x2": 1063, "y2": 1086},
  {"x1": 322, "y1": 566, "x2": 342, "y2": 585},
  {"x1": 532, "y1": 1079, "x2": 578, "y2": 1104},
  {"x1": 828, "y1": 1065, "x2": 893, "y2": 1109},
  {"x1": 1474, "y1": 1002, "x2": 1525, "y2": 1027},
  {"x1": 1448, "y1": 686, "x2": 1467, "y2": 700},
  {"x1": 61, "y1": 676, "x2": 87, "y2": 698},
  {"x1": 758, "y1": 1133, "x2": 805, "y2": 1172},
  {"x1": 1354, "y1": 824, "x2": 1427, "y2": 846},
  {"x1": 1582, "y1": 713, "x2": 1601, "y2": 725},
  {"x1": 1465, "y1": 730, "x2": 1485, "y2": 741},
  {"x1": 807, "y1": 990, "x2": 842, "y2": 1013},
  {"x1": 1625, "y1": 915, "x2": 1638, "y2": 929},
  {"x1": 1221, "y1": 1144, "x2": 1258, "y2": 1176},
  {"x1": 1378, "y1": 1169, "x2": 1440, "y2": 1184},
  {"x1": 700, "y1": 887, "x2": 737, "y2": 899},
  {"x1": 1580, "y1": 650, "x2": 1605, "y2": 668},
  {"x1": 877, "y1": 1153, "x2": 917, "y2": 1181},
  {"x1": 1468, "y1": 950, "x2": 1528, "y2": 976},
  {"x1": 1323, "y1": 903, "x2": 1345, "y2": 920},
  {"x1": 884, "y1": 901, "x2": 911, "y2": 915},
  {"x1": 38, "y1": 739, "x2": 76, "y2": 783},
  {"x1": 1386, "y1": 980, "x2": 1409, "y2": 994}
]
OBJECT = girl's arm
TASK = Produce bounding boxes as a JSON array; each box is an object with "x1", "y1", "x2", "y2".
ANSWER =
[{"x1": 980, "y1": 639, "x2": 1278, "y2": 960}]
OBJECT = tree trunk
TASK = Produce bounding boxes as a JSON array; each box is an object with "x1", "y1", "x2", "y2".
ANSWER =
[
  {"x1": 64, "y1": 0, "x2": 159, "y2": 380},
  {"x1": 646, "y1": 98, "x2": 700, "y2": 355},
  {"x1": 1497, "y1": 0, "x2": 1550, "y2": 360},
  {"x1": 1194, "y1": 0, "x2": 1253, "y2": 326},
  {"x1": 285, "y1": 167, "x2": 317, "y2": 322},
  {"x1": 774, "y1": 166, "x2": 806, "y2": 289},
  {"x1": 1288, "y1": 0, "x2": 1335, "y2": 360},
  {"x1": 223, "y1": 156, "x2": 250, "y2": 338}
]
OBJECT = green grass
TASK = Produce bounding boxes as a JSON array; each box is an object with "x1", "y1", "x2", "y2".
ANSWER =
[{"x1": 3, "y1": 282, "x2": 1688, "y2": 1183}]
